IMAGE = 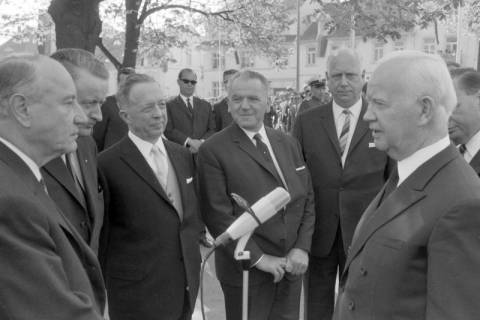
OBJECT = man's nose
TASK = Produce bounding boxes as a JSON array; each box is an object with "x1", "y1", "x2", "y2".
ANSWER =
[
  {"x1": 90, "y1": 104, "x2": 103, "y2": 122},
  {"x1": 363, "y1": 105, "x2": 374, "y2": 122},
  {"x1": 73, "y1": 101, "x2": 88, "y2": 124}
]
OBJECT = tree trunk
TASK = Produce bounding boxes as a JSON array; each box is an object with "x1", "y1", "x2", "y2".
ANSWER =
[
  {"x1": 122, "y1": 0, "x2": 142, "y2": 67},
  {"x1": 48, "y1": 0, "x2": 103, "y2": 53}
]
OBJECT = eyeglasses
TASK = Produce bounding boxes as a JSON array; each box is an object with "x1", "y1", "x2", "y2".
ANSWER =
[
  {"x1": 311, "y1": 83, "x2": 325, "y2": 89},
  {"x1": 180, "y1": 79, "x2": 197, "y2": 85}
]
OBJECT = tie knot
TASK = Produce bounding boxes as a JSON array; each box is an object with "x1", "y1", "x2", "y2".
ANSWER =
[
  {"x1": 459, "y1": 144, "x2": 467, "y2": 155},
  {"x1": 151, "y1": 145, "x2": 163, "y2": 156},
  {"x1": 342, "y1": 109, "x2": 351, "y2": 116}
]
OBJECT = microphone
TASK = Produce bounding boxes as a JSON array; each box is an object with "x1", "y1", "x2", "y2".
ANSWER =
[{"x1": 214, "y1": 187, "x2": 291, "y2": 247}]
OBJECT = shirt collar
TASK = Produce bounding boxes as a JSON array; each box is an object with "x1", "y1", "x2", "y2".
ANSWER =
[
  {"x1": 180, "y1": 94, "x2": 194, "y2": 105},
  {"x1": 332, "y1": 98, "x2": 362, "y2": 121},
  {"x1": 465, "y1": 129, "x2": 480, "y2": 159},
  {"x1": 240, "y1": 125, "x2": 268, "y2": 143},
  {"x1": 0, "y1": 136, "x2": 42, "y2": 181},
  {"x1": 397, "y1": 135, "x2": 450, "y2": 185},
  {"x1": 128, "y1": 131, "x2": 166, "y2": 158}
]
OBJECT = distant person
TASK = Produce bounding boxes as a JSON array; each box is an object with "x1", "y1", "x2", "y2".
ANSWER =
[
  {"x1": 334, "y1": 51, "x2": 480, "y2": 320},
  {"x1": 293, "y1": 49, "x2": 391, "y2": 320},
  {"x1": 93, "y1": 67, "x2": 135, "y2": 151},
  {"x1": 197, "y1": 70, "x2": 315, "y2": 320},
  {"x1": 0, "y1": 54, "x2": 105, "y2": 319},
  {"x1": 297, "y1": 77, "x2": 328, "y2": 114},
  {"x1": 449, "y1": 70, "x2": 480, "y2": 174},
  {"x1": 99, "y1": 74, "x2": 201, "y2": 320},
  {"x1": 164, "y1": 68, "x2": 216, "y2": 154},
  {"x1": 214, "y1": 69, "x2": 238, "y2": 131},
  {"x1": 42, "y1": 48, "x2": 109, "y2": 255}
]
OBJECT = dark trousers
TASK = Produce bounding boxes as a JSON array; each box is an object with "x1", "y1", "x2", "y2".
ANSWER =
[
  {"x1": 221, "y1": 274, "x2": 303, "y2": 320},
  {"x1": 307, "y1": 226, "x2": 346, "y2": 320}
]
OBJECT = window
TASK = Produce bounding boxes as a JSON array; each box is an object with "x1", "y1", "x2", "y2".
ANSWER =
[
  {"x1": 212, "y1": 81, "x2": 221, "y2": 98},
  {"x1": 239, "y1": 51, "x2": 255, "y2": 68},
  {"x1": 374, "y1": 42, "x2": 384, "y2": 62},
  {"x1": 393, "y1": 41, "x2": 404, "y2": 51},
  {"x1": 306, "y1": 47, "x2": 316, "y2": 65},
  {"x1": 445, "y1": 37, "x2": 457, "y2": 55},
  {"x1": 211, "y1": 52, "x2": 225, "y2": 70},
  {"x1": 423, "y1": 38, "x2": 436, "y2": 54}
]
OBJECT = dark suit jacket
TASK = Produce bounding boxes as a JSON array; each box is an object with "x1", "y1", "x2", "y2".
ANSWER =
[
  {"x1": 42, "y1": 136, "x2": 104, "y2": 255},
  {"x1": 92, "y1": 95, "x2": 128, "y2": 152},
  {"x1": 213, "y1": 97, "x2": 232, "y2": 131},
  {"x1": 197, "y1": 123, "x2": 315, "y2": 286},
  {"x1": 334, "y1": 145, "x2": 480, "y2": 320},
  {"x1": 165, "y1": 95, "x2": 216, "y2": 144},
  {"x1": 0, "y1": 142, "x2": 105, "y2": 319},
  {"x1": 98, "y1": 137, "x2": 201, "y2": 320},
  {"x1": 293, "y1": 100, "x2": 391, "y2": 257}
]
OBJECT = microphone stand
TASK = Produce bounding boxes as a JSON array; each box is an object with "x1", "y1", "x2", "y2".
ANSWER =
[{"x1": 234, "y1": 231, "x2": 253, "y2": 320}]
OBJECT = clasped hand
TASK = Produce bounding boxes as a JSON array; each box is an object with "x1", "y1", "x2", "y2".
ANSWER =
[{"x1": 255, "y1": 248, "x2": 308, "y2": 283}]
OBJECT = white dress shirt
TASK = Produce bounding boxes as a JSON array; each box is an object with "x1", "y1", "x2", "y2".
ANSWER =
[
  {"x1": 0, "y1": 137, "x2": 42, "y2": 182},
  {"x1": 128, "y1": 131, "x2": 168, "y2": 174},
  {"x1": 397, "y1": 135, "x2": 450, "y2": 186},
  {"x1": 463, "y1": 129, "x2": 480, "y2": 163},
  {"x1": 332, "y1": 99, "x2": 362, "y2": 166}
]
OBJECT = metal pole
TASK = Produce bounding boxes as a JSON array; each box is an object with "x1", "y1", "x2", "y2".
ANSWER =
[
  {"x1": 296, "y1": 0, "x2": 301, "y2": 92},
  {"x1": 456, "y1": 5, "x2": 462, "y2": 64}
]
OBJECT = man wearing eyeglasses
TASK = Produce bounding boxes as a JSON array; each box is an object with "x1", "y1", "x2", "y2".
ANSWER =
[
  {"x1": 293, "y1": 48, "x2": 391, "y2": 320},
  {"x1": 165, "y1": 68, "x2": 216, "y2": 154},
  {"x1": 213, "y1": 69, "x2": 238, "y2": 131},
  {"x1": 42, "y1": 48, "x2": 109, "y2": 255}
]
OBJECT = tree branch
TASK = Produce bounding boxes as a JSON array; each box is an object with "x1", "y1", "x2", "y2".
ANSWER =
[
  {"x1": 139, "y1": 4, "x2": 236, "y2": 25},
  {"x1": 97, "y1": 37, "x2": 122, "y2": 69}
]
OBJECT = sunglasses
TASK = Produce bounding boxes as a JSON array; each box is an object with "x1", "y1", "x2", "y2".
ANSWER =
[{"x1": 180, "y1": 79, "x2": 197, "y2": 85}]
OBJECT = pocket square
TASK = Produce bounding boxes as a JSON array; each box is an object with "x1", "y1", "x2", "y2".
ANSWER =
[
  {"x1": 186, "y1": 177, "x2": 193, "y2": 184},
  {"x1": 296, "y1": 166, "x2": 306, "y2": 171},
  {"x1": 368, "y1": 142, "x2": 376, "y2": 148}
]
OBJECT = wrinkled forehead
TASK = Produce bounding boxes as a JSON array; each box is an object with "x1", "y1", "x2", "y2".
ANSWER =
[{"x1": 328, "y1": 53, "x2": 361, "y2": 75}]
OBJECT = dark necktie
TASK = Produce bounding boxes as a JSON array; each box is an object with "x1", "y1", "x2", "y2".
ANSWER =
[
  {"x1": 253, "y1": 133, "x2": 283, "y2": 185},
  {"x1": 186, "y1": 98, "x2": 193, "y2": 113},
  {"x1": 379, "y1": 169, "x2": 399, "y2": 206},
  {"x1": 459, "y1": 144, "x2": 467, "y2": 155}
]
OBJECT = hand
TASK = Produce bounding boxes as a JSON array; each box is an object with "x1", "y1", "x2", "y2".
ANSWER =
[
  {"x1": 255, "y1": 254, "x2": 287, "y2": 283},
  {"x1": 285, "y1": 248, "x2": 308, "y2": 276},
  {"x1": 188, "y1": 139, "x2": 203, "y2": 153}
]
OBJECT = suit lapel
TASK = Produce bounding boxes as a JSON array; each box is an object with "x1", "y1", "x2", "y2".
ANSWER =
[
  {"x1": 177, "y1": 95, "x2": 193, "y2": 119},
  {"x1": 231, "y1": 124, "x2": 283, "y2": 185},
  {"x1": 319, "y1": 103, "x2": 342, "y2": 157},
  {"x1": 119, "y1": 137, "x2": 171, "y2": 203},
  {"x1": 266, "y1": 128, "x2": 289, "y2": 189},
  {"x1": 345, "y1": 100, "x2": 369, "y2": 159},
  {"x1": 164, "y1": 141, "x2": 189, "y2": 218},
  {"x1": 42, "y1": 157, "x2": 87, "y2": 211},
  {"x1": 345, "y1": 145, "x2": 459, "y2": 270},
  {"x1": 469, "y1": 151, "x2": 480, "y2": 175}
]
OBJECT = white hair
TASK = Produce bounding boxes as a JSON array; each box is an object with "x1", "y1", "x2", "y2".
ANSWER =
[{"x1": 326, "y1": 48, "x2": 362, "y2": 74}]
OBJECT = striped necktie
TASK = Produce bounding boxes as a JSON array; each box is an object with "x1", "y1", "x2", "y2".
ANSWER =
[
  {"x1": 151, "y1": 145, "x2": 168, "y2": 190},
  {"x1": 186, "y1": 98, "x2": 193, "y2": 113},
  {"x1": 339, "y1": 109, "x2": 351, "y2": 156}
]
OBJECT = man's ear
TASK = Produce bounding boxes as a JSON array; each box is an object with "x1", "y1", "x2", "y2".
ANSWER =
[
  {"x1": 119, "y1": 109, "x2": 129, "y2": 124},
  {"x1": 418, "y1": 95, "x2": 435, "y2": 125},
  {"x1": 9, "y1": 94, "x2": 32, "y2": 127}
]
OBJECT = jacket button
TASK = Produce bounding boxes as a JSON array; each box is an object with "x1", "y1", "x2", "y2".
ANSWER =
[
  {"x1": 80, "y1": 221, "x2": 87, "y2": 229},
  {"x1": 186, "y1": 286, "x2": 190, "y2": 291},
  {"x1": 348, "y1": 300, "x2": 355, "y2": 310},
  {"x1": 360, "y1": 267, "x2": 367, "y2": 276}
]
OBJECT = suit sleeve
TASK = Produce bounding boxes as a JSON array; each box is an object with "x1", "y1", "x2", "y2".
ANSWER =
[
  {"x1": 291, "y1": 139, "x2": 315, "y2": 252},
  {"x1": 164, "y1": 101, "x2": 189, "y2": 145},
  {"x1": 0, "y1": 197, "x2": 103, "y2": 320},
  {"x1": 201, "y1": 101, "x2": 216, "y2": 140},
  {"x1": 213, "y1": 103, "x2": 222, "y2": 132},
  {"x1": 426, "y1": 199, "x2": 480, "y2": 319},
  {"x1": 197, "y1": 144, "x2": 264, "y2": 263}
]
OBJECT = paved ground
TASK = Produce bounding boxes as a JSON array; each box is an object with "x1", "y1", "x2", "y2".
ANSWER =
[{"x1": 192, "y1": 247, "x2": 306, "y2": 320}]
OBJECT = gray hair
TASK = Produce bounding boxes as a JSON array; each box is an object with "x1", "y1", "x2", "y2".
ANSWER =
[
  {"x1": 227, "y1": 69, "x2": 269, "y2": 94},
  {"x1": 0, "y1": 54, "x2": 42, "y2": 110},
  {"x1": 326, "y1": 48, "x2": 362, "y2": 75},
  {"x1": 116, "y1": 73, "x2": 156, "y2": 109},
  {"x1": 51, "y1": 48, "x2": 109, "y2": 81},
  {"x1": 377, "y1": 50, "x2": 457, "y2": 114}
]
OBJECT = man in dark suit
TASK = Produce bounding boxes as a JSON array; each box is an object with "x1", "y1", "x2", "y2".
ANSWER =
[
  {"x1": 197, "y1": 70, "x2": 315, "y2": 320},
  {"x1": 164, "y1": 68, "x2": 216, "y2": 153},
  {"x1": 0, "y1": 55, "x2": 105, "y2": 319},
  {"x1": 42, "y1": 49, "x2": 109, "y2": 255},
  {"x1": 93, "y1": 67, "x2": 135, "y2": 152},
  {"x1": 293, "y1": 49, "x2": 391, "y2": 320},
  {"x1": 213, "y1": 69, "x2": 238, "y2": 131},
  {"x1": 99, "y1": 74, "x2": 201, "y2": 320},
  {"x1": 334, "y1": 51, "x2": 480, "y2": 319},
  {"x1": 449, "y1": 70, "x2": 480, "y2": 174},
  {"x1": 296, "y1": 77, "x2": 329, "y2": 115}
]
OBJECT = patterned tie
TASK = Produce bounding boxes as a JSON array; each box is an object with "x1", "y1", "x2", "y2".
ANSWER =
[
  {"x1": 459, "y1": 144, "x2": 467, "y2": 155},
  {"x1": 339, "y1": 109, "x2": 351, "y2": 156},
  {"x1": 186, "y1": 98, "x2": 193, "y2": 113},
  {"x1": 151, "y1": 145, "x2": 168, "y2": 190}
]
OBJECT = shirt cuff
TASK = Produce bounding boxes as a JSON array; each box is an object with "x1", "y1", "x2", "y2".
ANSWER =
[{"x1": 250, "y1": 254, "x2": 264, "y2": 268}]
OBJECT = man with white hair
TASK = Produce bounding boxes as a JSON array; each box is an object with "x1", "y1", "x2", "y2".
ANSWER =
[{"x1": 334, "y1": 51, "x2": 480, "y2": 319}]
